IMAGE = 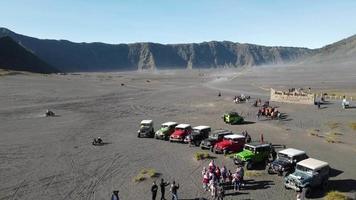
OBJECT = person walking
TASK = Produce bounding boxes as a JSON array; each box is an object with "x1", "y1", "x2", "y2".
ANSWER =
[
  {"x1": 111, "y1": 190, "x2": 119, "y2": 200},
  {"x1": 209, "y1": 179, "x2": 216, "y2": 198},
  {"x1": 232, "y1": 172, "x2": 239, "y2": 191},
  {"x1": 151, "y1": 181, "x2": 158, "y2": 200},
  {"x1": 160, "y1": 178, "x2": 170, "y2": 200},
  {"x1": 221, "y1": 165, "x2": 227, "y2": 183},
  {"x1": 215, "y1": 166, "x2": 221, "y2": 183},
  {"x1": 170, "y1": 181, "x2": 179, "y2": 200},
  {"x1": 238, "y1": 165, "x2": 245, "y2": 187},
  {"x1": 217, "y1": 185, "x2": 225, "y2": 200},
  {"x1": 202, "y1": 171, "x2": 209, "y2": 191}
]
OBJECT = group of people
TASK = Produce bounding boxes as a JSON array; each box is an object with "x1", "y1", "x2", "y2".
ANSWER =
[
  {"x1": 201, "y1": 160, "x2": 245, "y2": 199},
  {"x1": 151, "y1": 178, "x2": 179, "y2": 200},
  {"x1": 257, "y1": 106, "x2": 280, "y2": 120}
]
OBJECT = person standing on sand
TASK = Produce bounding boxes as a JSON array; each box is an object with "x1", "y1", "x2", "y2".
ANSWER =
[
  {"x1": 111, "y1": 190, "x2": 119, "y2": 200},
  {"x1": 170, "y1": 181, "x2": 179, "y2": 200},
  {"x1": 160, "y1": 178, "x2": 170, "y2": 200},
  {"x1": 151, "y1": 181, "x2": 158, "y2": 200}
]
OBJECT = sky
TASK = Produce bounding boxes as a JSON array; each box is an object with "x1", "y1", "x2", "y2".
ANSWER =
[{"x1": 1, "y1": 0, "x2": 356, "y2": 48}]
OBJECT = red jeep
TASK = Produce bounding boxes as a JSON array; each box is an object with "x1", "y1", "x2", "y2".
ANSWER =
[
  {"x1": 169, "y1": 124, "x2": 192, "y2": 142},
  {"x1": 213, "y1": 134, "x2": 245, "y2": 155}
]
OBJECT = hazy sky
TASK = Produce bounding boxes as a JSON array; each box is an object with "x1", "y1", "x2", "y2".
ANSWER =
[{"x1": 1, "y1": 0, "x2": 356, "y2": 48}]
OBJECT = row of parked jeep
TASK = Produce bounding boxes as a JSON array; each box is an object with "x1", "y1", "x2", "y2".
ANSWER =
[{"x1": 137, "y1": 120, "x2": 330, "y2": 198}]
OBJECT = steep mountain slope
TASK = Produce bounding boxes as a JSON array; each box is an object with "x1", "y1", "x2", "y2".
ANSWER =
[
  {"x1": 0, "y1": 28, "x2": 312, "y2": 72},
  {"x1": 0, "y1": 36, "x2": 59, "y2": 73},
  {"x1": 301, "y1": 34, "x2": 356, "y2": 65}
]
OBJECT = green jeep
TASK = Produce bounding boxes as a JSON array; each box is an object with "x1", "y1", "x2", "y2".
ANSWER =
[
  {"x1": 234, "y1": 142, "x2": 272, "y2": 170},
  {"x1": 222, "y1": 112, "x2": 244, "y2": 125},
  {"x1": 155, "y1": 122, "x2": 178, "y2": 140}
]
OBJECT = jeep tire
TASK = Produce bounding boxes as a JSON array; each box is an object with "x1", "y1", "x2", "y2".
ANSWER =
[
  {"x1": 223, "y1": 149, "x2": 228, "y2": 155},
  {"x1": 302, "y1": 187, "x2": 311, "y2": 199},
  {"x1": 321, "y1": 179, "x2": 328, "y2": 190},
  {"x1": 246, "y1": 161, "x2": 253, "y2": 170}
]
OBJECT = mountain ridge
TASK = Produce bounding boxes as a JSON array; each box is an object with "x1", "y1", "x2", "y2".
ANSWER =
[
  {"x1": 0, "y1": 36, "x2": 59, "y2": 74},
  {"x1": 0, "y1": 27, "x2": 313, "y2": 72}
]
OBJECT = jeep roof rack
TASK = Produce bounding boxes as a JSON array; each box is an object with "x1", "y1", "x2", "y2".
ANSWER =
[
  {"x1": 245, "y1": 142, "x2": 270, "y2": 148},
  {"x1": 278, "y1": 148, "x2": 306, "y2": 157},
  {"x1": 162, "y1": 121, "x2": 178, "y2": 126},
  {"x1": 224, "y1": 134, "x2": 245, "y2": 139},
  {"x1": 193, "y1": 125, "x2": 211, "y2": 130},
  {"x1": 297, "y1": 158, "x2": 329, "y2": 170},
  {"x1": 176, "y1": 124, "x2": 191, "y2": 129},
  {"x1": 141, "y1": 120, "x2": 153, "y2": 124}
]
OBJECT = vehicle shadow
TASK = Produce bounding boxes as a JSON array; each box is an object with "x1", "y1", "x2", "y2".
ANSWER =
[
  {"x1": 307, "y1": 179, "x2": 356, "y2": 199},
  {"x1": 319, "y1": 101, "x2": 333, "y2": 105},
  {"x1": 92, "y1": 142, "x2": 110, "y2": 146},
  {"x1": 243, "y1": 179, "x2": 275, "y2": 190},
  {"x1": 329, "y1": 168, "x2": 343, "y2": 178},
  {"x1": 240, "y1": 121, "x2": 256, "y2": 125}
]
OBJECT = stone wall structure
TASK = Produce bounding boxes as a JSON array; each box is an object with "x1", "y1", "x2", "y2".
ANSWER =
[{"x1": 270, "y1": 88, "x2": 315, "y2": 105}]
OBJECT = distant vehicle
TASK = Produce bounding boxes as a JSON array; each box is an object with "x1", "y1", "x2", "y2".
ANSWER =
[
  {"x1": 213, "y1": 134, "x2": 245, "y2": 155},
  {"x1": 222, "y1": 112, "x2": 244, "y2": 125},
  {"x1": 234, "y1": 142, "x2": 272, "y2": 170},
  {"x1": 267, "y1": 148, "x2": 308, "y2": 176},
  {"x1": 184, "y1": 125, "x2": 211, "y2": 146},
  {"x1": 200, "y1": 129, "x2": 233, "y2": 151},
  {"x1": 45, "y1": 110, "x2": 55, "y2": 117},
  {"x1": 155, "y1": 122, "x2": 178, "y2": 140},
  {"x1": 342, "y1": 98, "x2": 350, "y2": 109},
  {"x1": 284, "y1": 158, "x2": 329, "y2": 198},
  {"x1": 92, "y1": 137, "x2": 103, "y2": 146},
  {"x1": 137, "y1": 120, "x2": 154, "y2": 138},
  {"x1": 169, "y1": 124, "x2": 192, "y2": 142}
]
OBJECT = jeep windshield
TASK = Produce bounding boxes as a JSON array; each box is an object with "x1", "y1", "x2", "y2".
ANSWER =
[
  {"x1": 244, "y1": 145, "x2": 255, "y2": 152},
  {"x1": 296, "y1": 165, "x2": 313, "y2": 174},
  {"x1": 278, "y1": 153, "x2": 291, "y2": 161},
  {"x1": 208, "y1": 133, "x2": 219, "y2": 140}
]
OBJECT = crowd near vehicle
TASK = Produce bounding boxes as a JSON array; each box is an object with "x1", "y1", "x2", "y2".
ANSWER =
[
  {"x1": 136, "y1": 118, "x2": 332, "y2": 199},
  {"x1": 170, "y1": 124, "x2": 192, "y2": 142},
  {"x1": 155, "y1": 121, "x2": 178, "y2": 140},
  {"x1": 267, "y1": 148, "x2": 309, "y2": 176},
  {"x1": 284, "y1": 158, "x2": 329, "y2": 198},
  {"x1": 184, "y1": 126, "x2": 211, "y2": 146},
  {"x1": 137, "y1": 120, "x2": 154, "y2": 138},
  {"x1": 213, "y1": 134, "x2": 245, "y2": 155},
  {"x1": 200, "y1": 129, "x2": 232, "y2": 151},
  {"x1": 234, "y1": 142, "x2": 272, "y2": 170},
  {"x1": 222, "y1": 112, "x2": 244, "y2": 125}
]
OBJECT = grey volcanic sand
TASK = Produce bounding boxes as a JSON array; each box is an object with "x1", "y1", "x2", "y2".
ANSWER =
[{"x1": 0, "y1": 65, "x2": 356, "y2": 200}]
